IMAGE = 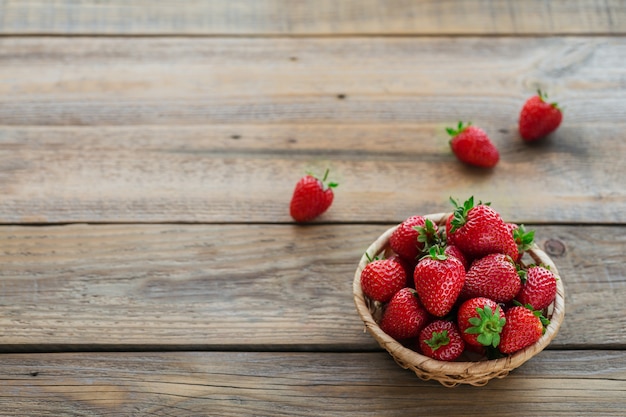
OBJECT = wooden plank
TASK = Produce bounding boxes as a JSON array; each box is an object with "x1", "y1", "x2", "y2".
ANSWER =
[
  {"x1": 0, "y1": 0, "x2": 624, "y2": 35},
  {"x1": 0, "y1": 122, "x2": 624, "y2": 224},
  {"x1": 1, "y1": 37, "x2": 624, "y2": 126},
  {"x1": 0, "y1": 350, "x2": 624, "y2": 416},
  {"x1": 0, "y1": 36, "x2": 624, "y2": 223},
  {"x1": 0, "y1": 224, "x2": 624, "y2": 351}
]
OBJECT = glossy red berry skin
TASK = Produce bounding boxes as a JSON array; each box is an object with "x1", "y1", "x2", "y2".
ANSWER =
[
  {"x1": 519, "y1": 94, "x2": 563, "y2": 141},
  {"x1": 448, "y1": 124, "x2": 499, "y2": 168},
  {"x1": 360, "y1": 259, "x2": 407, "y2": 303},
  {"x1": 380, "y1": 288, "x2": 431, "y2": 340}
]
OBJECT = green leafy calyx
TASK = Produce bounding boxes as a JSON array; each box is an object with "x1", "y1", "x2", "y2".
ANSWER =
[
  {"x1": 425, "y1": 330, "x2": 450, "y2": 351},
  {"x1": 426, "y1": 245, "x2": 447, "y2": 261},
  {"x1": 464, "y1": 305, "x2": 506, "y2": 348},
  {"x1": 446, "y1": 121, "x2": 471, "y2": 138},
  {"x1": 513, "y1": 224, "x2": 535, "y2": 253}
]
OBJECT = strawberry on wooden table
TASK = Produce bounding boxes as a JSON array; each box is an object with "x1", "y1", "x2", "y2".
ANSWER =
[
  {"x1": 289, "y1": 169, "x2": 338, "y2": 222},
  {"x1": 519, "y1": 90, "x2": 563, "y2": 141},
  {"x1": 447, "y1": 121, "x2": 499, "y2": 168},
  {"x1": 360, "y1": 256, "x2": 407, "y2": 303},
  {"x1": 419, "y1": 320, "x2": 465, "y2": 361},
  {"x1": 413, "y1": 246, "x2": 465, "y2": 317},
  {"x1": 380, "y1": 288, "x2": 431, "y2": 341}
]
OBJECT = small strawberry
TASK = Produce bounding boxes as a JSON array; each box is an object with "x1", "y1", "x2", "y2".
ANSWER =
[
  {"x1": 419, "y1": 320, "x2": 465, "y2": 361},
  {"x1": 519, "y1": 90, "x2": 563, "y2": 141},
  {"x1": 447, "y1": 121, "x2": 499, "y2": 168},
  {"x1": 461, "y1": 253, "x2": 522, "y2": 303},
  {"x1": 457, "y1": 297, "x2": 506, "y2": 348},
  {"x1": 499, "y1": 305, "x2": 547, "y2": 354},
  {"x1": 289, "y1": 169, "x2": 338, "y2": 222},
  {"x1": 360, "y1": 256, "x2": 407, "y2": 303},
  {"x1": 389, "y1": 216, "x2": 439, "y2": 262},
  {"x1": 515, "y1": 265, "x2": 558, "y2": 311},
  {"x1": 413, "y1": 246, "x2": 465, "y2": 317},
  {"x1": 446, "y1": 196, "x2": 518, "y2": 261},
  {"x1": 380, "y1": 288, "x2": 431, "y2": 340}
]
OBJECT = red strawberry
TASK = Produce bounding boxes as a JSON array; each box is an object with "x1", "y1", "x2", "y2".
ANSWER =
[
  {"x1": 419, "y1": 320, "x2": 465, "y2": 361},
  {"x1": 289, "y1": 169, "x2": 338, "y2": 222},
  {"x1": 516, "y1": 265, "x2": 558, "y2": 311},
  {"x1": 444, "y1": 244, "x2": 469, "y2": 270},
  {"x1": 519, "y1": 90, "x2": 563, "y2": 141},
  {"x1": 380, "y1": 288, "x2": 431, "y2": 340},
  {"x1": 447, "y1": 121, "x2": 499, "y2": 168},
  {"x1": 413, "y1": 246, "x2": 465, "y2": 317},
  {"x1": 457, "y1": 297, "x2": 505, "y2": 348},
  {"x1": 389, "y1": 216, "x2": 439, "y2": 262},
  {"x1": 360, "y1": 258, "x2": 407, "y2": 303},
  {"x1": 499, "y1": 305, "x2": 547, "y2": 354},
  {"x1": 386, "y1": 254, "x2": 415, "y2": 286},
  {"x1": 446, "y1": 196, "x2": 518, "y2": 261},
  {"x1": 461, "y1": 253, "x2": 522, "y2": 303},
  {"x1": 507, "y1": 223, "x2": 535, "y2": 262}
]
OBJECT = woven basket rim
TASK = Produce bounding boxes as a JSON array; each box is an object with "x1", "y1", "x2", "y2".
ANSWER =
[{"x1": 353, "y1": 212, "x2": 566, "y2": 387}]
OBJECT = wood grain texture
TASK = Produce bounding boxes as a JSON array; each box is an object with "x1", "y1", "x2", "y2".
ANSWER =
[
  {"x1": 0, "y1": 36, "x2": 624, "y2": 224},
  {"x1": 0, "y1": 224, "x2": 623, "y2": 351},
  {"x1": 1, "y1": 122, "x2": 624, "y2": 224},
  {"x1": 2, "y1": 37, "x2": 624, "y2": 126},
  {"x1": 1, "y1": 0, "x2": 624, "y2": 35},
  {"x1": 0, "y1": 350, "x2": 624, "y2": 416}
]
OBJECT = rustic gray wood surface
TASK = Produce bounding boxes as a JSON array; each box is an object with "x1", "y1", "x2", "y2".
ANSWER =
[{"x1": 0, "y1": 1, "x2": 624, "y2": 415}]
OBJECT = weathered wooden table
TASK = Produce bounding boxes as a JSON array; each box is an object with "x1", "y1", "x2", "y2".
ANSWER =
[{"x1": 1, "y1": 1, "x2": 625, "y2": 415}]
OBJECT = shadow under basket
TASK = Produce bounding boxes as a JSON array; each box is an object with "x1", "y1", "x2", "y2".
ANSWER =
[{"x1": 353, "y1": 212, "x2": 565, "y2": 387}]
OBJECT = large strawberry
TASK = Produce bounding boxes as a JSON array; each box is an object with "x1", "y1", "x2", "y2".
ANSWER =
[
  {"x1": 499, "y1": 305, "x2": 547, "y2": 355},
  {"x1": 461, "y1": 253, "x2": 522, "y2": 303},
  {"x1": 457, "y1": 297, "x2": 505, "y2": 348},
  {"x1": 446, "y1": 196, "x2": 518, "y2": 261},
  {"x1": 380, "y1": 288, "x2": 431, "y2": 340},
  {"x1": 447, "y1": 121, "x2": 499, "y2": 168},
  {"x1": 389, "y1": 216, "x2": 438, "y2": 262},
  {"x1": 360, "y1": 257, "x2": 407, "y2": 303},
  {"x1": 413, "y1": 246, "x2": 465, "y2": 317},
  {"x1": 419, "y1": 320, "x2": 465, "y2": 361},
  {"x1": 289, "y1": 169, "x2": 338, "y2": 222},
  {"x1": 515, "y1": 265, "x2": 558, "y2": 311},
  {"x1": 519, "y1": 90, "x2": 563, "y2": 141}
]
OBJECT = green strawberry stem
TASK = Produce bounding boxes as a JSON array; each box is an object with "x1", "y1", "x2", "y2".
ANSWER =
[
  {"x1": 446, "y1": 121, "x2": 470, "y2": 138},
  {"x1": 537, "y1": 89, "x2": 561, "y2": 111},
  {"x1": 425, "y1": 245, "x2": 447, "y2": 261},
  {"x1": 513, "y1": 224, "x2": 535, "y2": 253},
  {"x1": 413, "y1": 218, "x2": 441, "y2": 252},
  {"x1": 307, "y1": 168, "x2": 339, "y2": 190},
  {"x1": 465, "y1": 306, "x2": 506, "y2": 348},
  {"x1": 449, "y1": 195, "x2": 490, "y2": 233},
  {"x1": 425, "y1": 330, "x2": 450, "y2": 351}
]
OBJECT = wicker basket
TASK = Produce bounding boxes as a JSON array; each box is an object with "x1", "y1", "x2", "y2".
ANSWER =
[{"x1": 353, "y1": 212, "x2": 565, "y2": 387}]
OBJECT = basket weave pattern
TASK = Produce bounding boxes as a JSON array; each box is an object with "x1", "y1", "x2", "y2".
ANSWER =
[{"x1": 353, "y1": 212, "x2": 565, "y2": 387}]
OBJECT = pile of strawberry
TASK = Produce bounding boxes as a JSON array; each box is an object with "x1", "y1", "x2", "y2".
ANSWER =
[{"x1": 360, "y1": 196, "x2": 558, "y2": 361}]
